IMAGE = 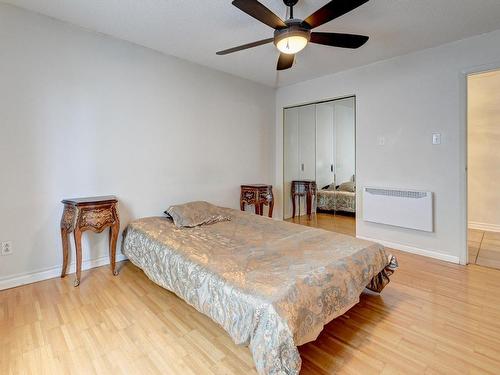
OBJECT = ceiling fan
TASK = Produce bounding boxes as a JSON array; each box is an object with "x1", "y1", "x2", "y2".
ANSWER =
[{"x1": 217, "y1": 0, "x2": 370, "y2": 70}]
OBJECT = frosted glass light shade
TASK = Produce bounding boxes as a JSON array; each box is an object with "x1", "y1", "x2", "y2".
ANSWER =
[{"x1": 276, "y1": 35, "x2": 308, "y2": 55}]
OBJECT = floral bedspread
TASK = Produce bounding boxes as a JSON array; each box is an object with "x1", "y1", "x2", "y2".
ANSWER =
[
  {"x1": 122, "y1": 208, "x2": 396, "y2": 374},
  {"x1": 317, "y1": 190, "x2": 356, "y2": 213}
]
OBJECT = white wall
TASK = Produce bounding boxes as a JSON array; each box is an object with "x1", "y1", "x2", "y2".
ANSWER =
[
  {"x1": 0, "y1": 4, "x2": 275, "y2": 288},
  {"x1": 468, "y1": 70, "x2": 500, "y2": 232},
  {"x1": 276, "y1": 29, "x2": 500, "y2": 263}
]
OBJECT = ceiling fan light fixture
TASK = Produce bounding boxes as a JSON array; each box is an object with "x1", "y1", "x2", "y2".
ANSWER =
[
  {"x1": 274, "y1": 25, "x2": 311, "y2": 55},
  {"x1": 218, "y1": 0, "x2": 370, "y2": 71}
]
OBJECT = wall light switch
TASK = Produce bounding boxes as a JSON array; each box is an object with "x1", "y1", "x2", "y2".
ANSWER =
[
  {"x1": 432, "y1": 133, "x2": 441, "y2": 145},
  {"x1": 377, "y1": 136, "x2": 385, "y2": 146}
]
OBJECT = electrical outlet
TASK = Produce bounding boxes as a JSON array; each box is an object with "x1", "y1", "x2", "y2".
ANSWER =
[
  {"x1": 1, "y1": 241, "x2": 13, "y2": 256},
  {"x1": 432, "y1": 133, "x2": 441, "y2": 145}
]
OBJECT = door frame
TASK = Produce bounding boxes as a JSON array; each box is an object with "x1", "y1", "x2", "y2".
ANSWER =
[
  {"x1": 459, "y1": 62, "x2": 500, "y2": 265},
  {"x1": 282, "y1": 95, "x2": 357, "y2": 220}
]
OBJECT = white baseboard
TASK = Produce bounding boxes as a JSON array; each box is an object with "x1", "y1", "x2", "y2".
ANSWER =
[
  {"x1": 356, "y1": 235, "x2": 460, "y2": 264},
  {"x1": 468, "y1": 221, "x2": 500, "y2": 233},
  {"x1": 0, "y1": 253, "x2": 128, "y2": 291}
]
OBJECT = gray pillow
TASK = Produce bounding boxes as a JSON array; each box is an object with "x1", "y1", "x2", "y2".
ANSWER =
[
  {"x1": 338, "y1": 181, "x2": 356, "y2": 192},
  {"x1": 166, "y1": 201, "x2": 231, "y2": 228}
]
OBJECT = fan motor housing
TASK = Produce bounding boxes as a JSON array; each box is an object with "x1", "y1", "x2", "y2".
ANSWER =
[
  {"x1": 273, "y1": 19, "x2": 311, "y2": 46},
  {"x1": 283, "y1": 0, "x2": 299, "y2": 6}
]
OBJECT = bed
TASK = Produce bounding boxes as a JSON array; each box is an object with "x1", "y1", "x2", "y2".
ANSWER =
[
  {"x1": 122, "y1": 204, "x2": 396, "y2": 375},
  {"x1": 316, "y1": 189, "x2": 356, "y2": 213}
]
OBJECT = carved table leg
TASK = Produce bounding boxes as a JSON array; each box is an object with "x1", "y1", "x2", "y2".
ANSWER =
[
  {"x1": 292, "y1": 194, "x2": 296, "y2": 218},
  {"x1": 109, "y1": 222, "x2": 119, "y2": 276},
  {"x1": 60, "y1": 228, "x2": 70, "y2": 278},
  {"x1": 60, "y1": 204, "x2": 75, "y2": 278},
  {"x1": 240, "y1": 201, "x2": 245, "y2": 211},
  {"x1": 259, "y1": 203, "x2": 264, "y2": 216},
  {"x1": 73, "y1": 228, "x2": 83, "y2": 287},
  {"x1": 268, "y1": 199, "x2": 274, "y2": 218},
  {"x1": 306, "y1": 192, "x2": 312, "y2": 218},
  {"x1": 255, "y1": 203, "x2": 261, "y2": 215}
]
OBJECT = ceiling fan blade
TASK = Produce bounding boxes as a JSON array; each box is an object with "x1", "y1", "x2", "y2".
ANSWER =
[
  {"x1": 303, "y1": 0, "x2": 369, "y2": 29},
  {"x1": 277, "y1": 53, "x2": 295, "y2": 71},
  {"x1": 232, "y1": 0, "x2": 286, "y2": 29},
  {"x1": 310, "y1": 32, "x2": 369, "y2": 49},
  {"x1": 216, "y1": 38, "x2": 274, "y2": 55}
]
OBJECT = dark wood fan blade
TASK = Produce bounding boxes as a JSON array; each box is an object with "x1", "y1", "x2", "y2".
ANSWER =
[
  {"x1": 303, "y1": 0, "x2": 369, "y2": 29},
  {"x1": 277, "y1": 53, "x2": 295, "y2": 70},
  {"x1": 216, "y1": 38, "x2": 274, "y2": 55},
  {"x1": 310, "y1": 32, "x2": 369, "y2": 49},
  {"x1": 232, "y1": 0, "x2": 286, "y2": 29}
]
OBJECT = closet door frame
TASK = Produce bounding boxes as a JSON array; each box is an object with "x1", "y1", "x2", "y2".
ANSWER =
[
  {"x1": 283, "y1": 107, "x2": 300, "y2": 219},
  {"x1": 282, "y1": 95, "x2": 357, "y2": 220}
]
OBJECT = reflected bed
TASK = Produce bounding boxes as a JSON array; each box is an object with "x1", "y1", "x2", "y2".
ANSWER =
[
  {"x1": 122, "y1": 206, "x2": 396, "y2": 375},
  {"x1": 317, "y1": 189, "x2": 356, "y2": 213}
]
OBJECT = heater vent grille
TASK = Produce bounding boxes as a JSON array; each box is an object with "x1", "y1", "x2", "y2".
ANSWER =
[
  {"x1": 363, "y1": 187, "x2": 433, "y2": 232},
  {"x1": 365, "y1": 188, "x2": 428, "y2": 199}
]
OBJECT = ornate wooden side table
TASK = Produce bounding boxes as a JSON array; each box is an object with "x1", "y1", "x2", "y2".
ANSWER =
[
  {"x1": 291, "y1": 180, "x2": 317, "y2": 219},
  {"x1": 240, "y1": 184, "x2": 274, "y2": 218},
  {"x1": 60, "y1": 196, "x2": 120, "y2": 286}
]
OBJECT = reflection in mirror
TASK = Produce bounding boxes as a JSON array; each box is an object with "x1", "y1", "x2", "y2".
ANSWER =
[{"x1": 283, "y1": 97, "x2": 355, "y2": 222}]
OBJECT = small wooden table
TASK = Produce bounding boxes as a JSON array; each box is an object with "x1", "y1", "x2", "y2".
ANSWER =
[
  {"x1": 60, "y1": 196, "x2": 120, "y2": 286},
  {"x1": 291, "y1": 180, "x2": 317, "y2": 219},
  {"x1": 240, "y1": 184, "x2": 274, "y2": 218}
]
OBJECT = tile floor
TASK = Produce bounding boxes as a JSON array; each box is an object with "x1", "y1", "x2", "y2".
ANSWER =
[{"x1": 468, "y1": 229, "x2": 500, "y2": 269}]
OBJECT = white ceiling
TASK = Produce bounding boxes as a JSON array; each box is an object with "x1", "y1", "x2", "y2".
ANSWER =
[{"x1": 4, "y1": 0, "x2": 500, "y2": 87}]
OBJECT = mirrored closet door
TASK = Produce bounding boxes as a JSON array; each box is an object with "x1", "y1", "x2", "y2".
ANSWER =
[{"x1": 283, "y1": 97, "x2": 356, "y2": 220}]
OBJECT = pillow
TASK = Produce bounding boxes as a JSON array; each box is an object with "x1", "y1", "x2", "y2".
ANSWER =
[
  {"x1": 338, "y1": 181, "x2": 356, "y2": 192},
  {"x1": 166, "y1": 201, "x2": 231, "y2": 228},
  {"x1": 324, "y1": 183, "x2": 336, "y2": 191}
]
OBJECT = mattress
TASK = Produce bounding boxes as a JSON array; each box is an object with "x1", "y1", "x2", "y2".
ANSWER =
[
  {"x1": 122, "y1": 207, "x2": 396, "y2": 375},
  {"x1": 317, "y1": 189, "x2": 356, "y2": 213}
]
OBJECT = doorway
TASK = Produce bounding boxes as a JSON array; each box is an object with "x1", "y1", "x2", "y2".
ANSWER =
[
  {"x1": 283, "y1": 96, "x2": 356, "y2": 237},
  {"x1": 466, "y1": 69, "x2": 500, "y2": 269}
]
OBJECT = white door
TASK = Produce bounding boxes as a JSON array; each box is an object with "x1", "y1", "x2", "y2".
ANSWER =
[
  {"x1": 316, "y1": 102, "x2": 335, "y2": 190},
  {"x1": 298, "y1": 104, "x2": 316, "y2": 214},
  {"x1": 298, "y1": 104, "x2": 316, "y2": 180},
  {"x1": 283, "y1": 108, "x2": 299, "y2": 219},
  {"x1": 334, "y1": 98, "x2": 355, "y2": 185}
]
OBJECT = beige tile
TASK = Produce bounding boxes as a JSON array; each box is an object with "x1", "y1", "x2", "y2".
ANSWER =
[
  {"x1": 475, "y1": 258, "x2": 500, "y2": 270},
  {"x1": 468, "y1": 229, "x2": 484, "y2": 242},
  {"x1": 468, "y1": 244, "x2": 480, "y2": 264},
  {"x1": 479, "y1": 248, "x2": 500, "y2": 260},
  {"x1": 481, "y1": 239, "x2": 500, "y2": 252},
  {"x1": 476, "y1": 248, "x2": 500, "y2": 270},
  {"x1": 468, "y1": 240, "x2": 481, "y2": 248},
  {"x1": 468, "y1": 255, "x2": 478, "y2": 265},
  {"x1": 483, "y1": 231, "x2": 500, "y2": 241}
]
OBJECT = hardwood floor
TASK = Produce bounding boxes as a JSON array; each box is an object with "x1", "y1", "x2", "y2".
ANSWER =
[
  {"x1": 468, "y1": 228, "x2": 500, "y2": 270},
  {"x1": 2, "y1": 216, "x2": 500, "y2": 374},
  {"x1": 285, "y1": 212, "x2": 356, "y2": 237}
]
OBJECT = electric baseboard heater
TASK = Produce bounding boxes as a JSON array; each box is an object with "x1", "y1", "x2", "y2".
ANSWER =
[{"x1": 363, "y1": 187, "x2": 433, "y2": 232}]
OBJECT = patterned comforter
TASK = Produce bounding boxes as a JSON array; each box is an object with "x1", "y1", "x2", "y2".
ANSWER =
[
  {"x1": 122, "y1": 208, "x2": 396, "y2": 374},
  {"x1": 317, "y1": 189, "x2": 356, "y2": 213}
]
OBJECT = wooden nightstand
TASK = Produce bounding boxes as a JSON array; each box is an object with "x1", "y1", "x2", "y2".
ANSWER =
[
  {"x1": 240, "y1": 184, "x2": 274, "y2": 217},
  {"x1": 60, "y1": 196, "x2": 120, "y2": 286},
  {"x1": 291, "y1": 180, "x2": 317, "y2": 219}
]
